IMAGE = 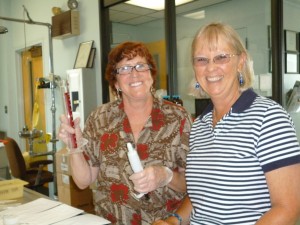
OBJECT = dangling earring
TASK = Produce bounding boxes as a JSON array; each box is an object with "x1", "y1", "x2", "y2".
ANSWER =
[
  {"x1": 239, "y1": 72, "x2": 244, "y2": 86},
  {"x1": 150, "y1": 86, "x2": 155, "y2": 95},
  {"x1": 195, "y1": 82, "x2": 200, "y2": 89},
  {"x1": 117, "y1": 88, "x2": 122, "y2": 99}
]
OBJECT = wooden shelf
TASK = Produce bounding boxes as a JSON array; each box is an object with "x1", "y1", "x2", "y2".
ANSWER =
[{"x1": 52, "y1": 10, "x2": 80, "y2": 39}]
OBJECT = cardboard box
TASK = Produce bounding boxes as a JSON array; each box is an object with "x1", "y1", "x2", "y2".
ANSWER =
[
  {"x1": 56, "y1": 148, "x2": 95, "y2": 214},
  {"x1": 56, "y1": 148, "x2": 71, "y2": 175},
  {"x1": 57, "y1": 172, "x2": 94, "y2": 213},
  {"x1": 0, "y1": 179, "x2": 28, "y2": 200}
]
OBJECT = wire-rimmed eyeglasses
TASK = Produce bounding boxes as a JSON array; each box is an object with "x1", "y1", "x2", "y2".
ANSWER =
[
  {"x1": 193, "y1": 53, "x2": 239, "y2": 67},
  {"x1": 114, "y1": 63, "x2": 152, "y2": 75}
]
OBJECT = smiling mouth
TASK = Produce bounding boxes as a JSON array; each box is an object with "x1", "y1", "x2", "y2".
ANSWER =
[
  {"x1": 206, "y1": 76, "x2": 223, "y2": 82},
  {"x1": 130, "y1": 81, "x2": 142, "y2": 87}
]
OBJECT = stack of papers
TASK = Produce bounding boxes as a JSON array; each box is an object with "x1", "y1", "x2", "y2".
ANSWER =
[{"x1": 0, "y1": 198, "x2": 110, "y2": 225}]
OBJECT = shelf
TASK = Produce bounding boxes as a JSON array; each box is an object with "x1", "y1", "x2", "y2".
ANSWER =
[{"x1": 52, "y1": 10, "x2": 80, "y2": 39}]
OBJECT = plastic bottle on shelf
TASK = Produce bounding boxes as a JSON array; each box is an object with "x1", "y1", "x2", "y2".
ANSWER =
[
  {"x1": 162, "y1": 95, "x2": 171, "y2": 102},
  {"x1": 172, "y1": 95, "x2": 183, "y2": 106}
]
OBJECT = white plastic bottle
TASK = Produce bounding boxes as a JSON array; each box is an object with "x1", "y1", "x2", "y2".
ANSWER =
[
  {"x1": 127, "y1": 142, "x2": 145, "y2": 198},
  {"x1": 127, "y1": 142, "x2": 143, "y2": 173}
]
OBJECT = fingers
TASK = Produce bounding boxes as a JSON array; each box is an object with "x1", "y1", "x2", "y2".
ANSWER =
[
  {"x1": 129, "y1": 167, "x2": 158, "y2": 193},
  {"x1": 73, "y1": 117, "x2": 81, "y2": 128},
  {"x1": 129, "y1": 166, "x2": 173, "y2": 193},
  {"x1": 58, "y1": 114, "x2": 78, "y2": 145}
]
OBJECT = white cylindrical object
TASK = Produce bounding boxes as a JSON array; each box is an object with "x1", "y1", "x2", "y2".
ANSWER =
[{"x1": 127, "y1": 143, "x2": 143, "y2": 173}]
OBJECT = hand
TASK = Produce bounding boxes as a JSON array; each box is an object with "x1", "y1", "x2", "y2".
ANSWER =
[
  {"x1": 129, "y1": 166, "x2": 173, "y2": 193},
  {"x1": 58, "y1": 114, "x2": 82, "y2": 148}
]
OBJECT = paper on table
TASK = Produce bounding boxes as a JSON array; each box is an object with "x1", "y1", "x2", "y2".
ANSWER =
[
  {"x1": 23, "y1": 204, "x2": 83, "y2": 225},
  {"x1": 0, "y1": 198, "x2": 61, "y2": 217},
  {"x1": 52, "y1": 213, "x2": 111, "y2": 225},
  {"x1": 0, "y1": 198, "x2": 84, "y2": 225}
]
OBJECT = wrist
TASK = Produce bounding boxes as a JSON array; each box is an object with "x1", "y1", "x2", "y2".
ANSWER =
[
  {"x1": 165, "y1": 213, "x2": 182, "y2": 225},
  {"x1": 164, "y1": 166, "x2": 173, "y2": 185}
]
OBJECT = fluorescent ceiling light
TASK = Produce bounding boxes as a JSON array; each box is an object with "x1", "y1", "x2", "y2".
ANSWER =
[
  {"x1": 125, "y1": 0, "x2": 193, "y2": 11},
  {"x1": 183, "y1": 10, "x2": 205, "y2": 19}
]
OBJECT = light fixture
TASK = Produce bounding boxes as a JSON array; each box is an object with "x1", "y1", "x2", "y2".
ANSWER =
[
  {"x1": 125, "y1": 0, "x2": 193, "y2": 11},
  {"x1": 183, "y1": 10, "x2": 205, "y2": 19}
]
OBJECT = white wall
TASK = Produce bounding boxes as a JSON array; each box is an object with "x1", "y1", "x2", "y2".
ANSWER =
[{"x1": 0, "y1": 0, "x2": 101, "y2": 151}]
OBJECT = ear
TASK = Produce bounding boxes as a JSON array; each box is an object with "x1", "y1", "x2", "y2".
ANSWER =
[
  {"x1": 114, "y1": 80, "x2": 120, "y2": 90},
  {"x1": 238, "y1": 52, "x2": 247, "y2": 71}
]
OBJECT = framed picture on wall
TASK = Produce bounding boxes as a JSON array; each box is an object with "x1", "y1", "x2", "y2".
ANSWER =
[
  {"x1": 285, "y1": 53, "x2": 299, "y2": 73},
  {"x1": 284, "y1": 30, "x2": 298, "y2": 52},
  {"x1": 87, "y1": 48, "x2": 96, "y2": 68},
  {"x1": 74, "y1": 40, "x2": 94, "y2": 69}
]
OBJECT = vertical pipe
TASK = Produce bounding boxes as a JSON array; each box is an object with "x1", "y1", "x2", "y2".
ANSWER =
[
  {"x1": 47, "y1": 25, "x2": 57, "y2": 196},
  {"x1": 271, "y1": 0, "x2": 283, "y2": 104},
  {"x1": 165, "y1": 0, "x2": 178, "y2": 98}
]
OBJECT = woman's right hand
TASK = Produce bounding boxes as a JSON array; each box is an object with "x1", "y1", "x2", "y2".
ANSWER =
[{"x1": 58, "y1": 114, "x2": 82, "y2": 148}]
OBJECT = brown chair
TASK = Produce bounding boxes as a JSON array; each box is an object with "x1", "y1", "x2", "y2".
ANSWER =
[{"x1": 3, "y1": 137, "x2": 53, "y2": 190}]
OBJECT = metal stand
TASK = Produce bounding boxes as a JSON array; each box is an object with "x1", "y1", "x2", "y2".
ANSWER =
[{"x1": 0, "y1": 6, "x2": 58, "y2": 197}]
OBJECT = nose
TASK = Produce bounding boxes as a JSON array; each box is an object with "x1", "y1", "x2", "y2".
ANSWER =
[
  {"x1": 205, "y1": 60, "x2": 217, "y2": 71},
  {"x1": 130, "y1": 67, "x2": 139, "y2": 77}
]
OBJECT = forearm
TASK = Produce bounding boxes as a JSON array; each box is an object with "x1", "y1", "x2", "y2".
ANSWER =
[
  {"x1": 70, "y1": 153, "x2": 96, "y2": 189},
  {"x1": 167, "y1": 170, "x2": 186, "y2": 192},
  {"x1": 164, "y1": 196, "x2": 192, "y2": 225},
  {"x1": 255, "y1": 207, "x2": 300, "y2": 225}
]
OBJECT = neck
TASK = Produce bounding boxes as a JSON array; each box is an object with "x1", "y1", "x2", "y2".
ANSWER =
[
  {"x1": 124, "y1": 95, "x2": 153, "y2": 116},
  {"x1": 212, "y1": 90, "x2": 241, "y2": 125}
]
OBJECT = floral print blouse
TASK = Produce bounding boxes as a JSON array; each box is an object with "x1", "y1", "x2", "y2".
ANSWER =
[{"x1": 82, "y1": 97, "x2": 192, "y2": 225}]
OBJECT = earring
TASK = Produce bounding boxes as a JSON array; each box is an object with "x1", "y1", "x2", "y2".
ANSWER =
[
  {"x1": 117, "y1": 88, "x2": 122, "y2": 99},
  {"x1": 195, "y1": 82, "x2": 200, "y2": 89},
  {"x1": 150, "y1": 86, "x2": 155, "y2": 95},
  {"x1": 239, "y1": 72, "x2": 244, "y2": 86}
]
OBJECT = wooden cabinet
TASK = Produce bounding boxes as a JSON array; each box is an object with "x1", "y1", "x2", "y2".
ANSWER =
[{"x1": 52, "y1": 10, "x2": 80, "y2": 39}]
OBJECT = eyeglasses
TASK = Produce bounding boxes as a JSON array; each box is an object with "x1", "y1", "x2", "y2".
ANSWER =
[
  {"x1": 115, "y1": 63, "x2": 152, "y2": 75},
  {"x1": 193, "y1": 54, "x2": 239, "y2": 67}
]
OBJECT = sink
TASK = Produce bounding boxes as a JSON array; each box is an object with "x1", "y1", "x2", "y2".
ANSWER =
[{"x1": 19, "y1": 127, "x2": 43, "y2": 139}]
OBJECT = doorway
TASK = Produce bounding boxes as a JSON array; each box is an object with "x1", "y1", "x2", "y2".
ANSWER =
[{"x1": 21, "y1": 46, "x2": 48, "y2": 162}]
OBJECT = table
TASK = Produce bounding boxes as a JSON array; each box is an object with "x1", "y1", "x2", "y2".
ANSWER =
[
  {"x1": 0, "y1": 185, "x2": 110, "y2": 225},
  {"x1": 21, "y1": 186, "x2": 52, "y2": 203}
]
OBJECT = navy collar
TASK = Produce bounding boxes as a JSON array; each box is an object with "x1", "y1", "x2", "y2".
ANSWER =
[{"x1": 200, "y1": 88, "x2": 258, "y2": 119}]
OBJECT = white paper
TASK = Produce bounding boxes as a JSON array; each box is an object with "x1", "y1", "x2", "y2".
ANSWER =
[{"x1": 0, "y1": 198, "x2": 85, "y2": 225}]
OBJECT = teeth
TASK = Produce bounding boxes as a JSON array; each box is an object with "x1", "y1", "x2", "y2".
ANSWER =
[
  {"x1": 130, "y1": 82, "x2": 142, "y2": 87},
  {"x1": 207, "y1": 76, "x2": 222, "y2": 82}
]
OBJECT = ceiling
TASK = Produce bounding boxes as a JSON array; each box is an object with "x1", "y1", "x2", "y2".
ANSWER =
[{"x1": 109, "y1": 0, "x2": 230, "y2": 26}]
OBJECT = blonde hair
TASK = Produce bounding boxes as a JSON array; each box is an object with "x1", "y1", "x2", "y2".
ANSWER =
[{"x1": 191, "y1": 22, "x2": 254, "y2": 93}]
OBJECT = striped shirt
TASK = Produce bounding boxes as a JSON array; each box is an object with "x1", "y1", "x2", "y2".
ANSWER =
[{"x1": 186, "y1": 89, "x2": 300, "y2": 225}]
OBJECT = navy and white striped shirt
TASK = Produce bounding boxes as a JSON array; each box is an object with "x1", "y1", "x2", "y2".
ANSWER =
[{"x1": 186, "y1": 89, "x2": 300, "y2": 225}]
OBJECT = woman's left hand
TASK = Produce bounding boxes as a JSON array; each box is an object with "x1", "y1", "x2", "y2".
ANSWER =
[{"x1": 129, "y1": 166, "x2": 173, "y2": 193}]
